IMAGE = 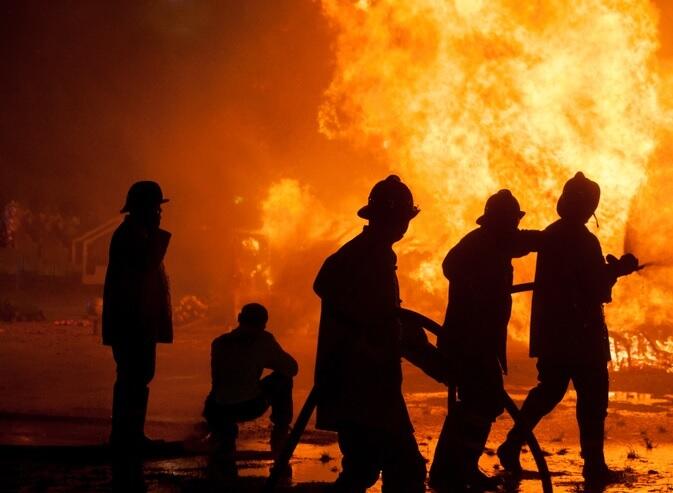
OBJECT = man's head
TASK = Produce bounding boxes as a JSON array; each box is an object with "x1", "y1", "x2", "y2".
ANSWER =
[
  {"x1": 557, "y1": 172, "x2": 600, "y2": 223},
  {"x1": 357, "y1": 175, "x2": 420, "y2": 243},
  {"x1": 476, "y1": 189, "x2": 525, "y2": 233},
  {"x1": 237, "y1": 303, "x2": 268, "y2": 331},
  {"x1": 121, "y1": 181, "x2": 169, "y2": 229}
]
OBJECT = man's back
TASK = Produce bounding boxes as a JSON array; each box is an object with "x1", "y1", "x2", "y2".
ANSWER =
[
  {"x1": 441, "y1": 227, "x2": 541, "y2": 371},
  {"x1": 443, "y1": 228, "x2": 516, "y2": 339},
  {"x1": 102, "y1": 217, "x2": 172, "y2": 346},
  {"x1": 530, "y1": 219, "x2": 613, "y2": 362},
  {"x1": 210, "y1": 327, "x2": 297, "y2": 405},
  {"x1": 313, "y1": 228, "x2": 408, "y2": 432}
]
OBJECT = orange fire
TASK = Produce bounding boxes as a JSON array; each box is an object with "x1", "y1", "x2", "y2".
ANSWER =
[{"x1": 259, "y1": 1, "x2": 673, "y2": 371}]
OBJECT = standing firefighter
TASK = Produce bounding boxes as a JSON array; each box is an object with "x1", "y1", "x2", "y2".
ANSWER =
[
  {"x1": 103, "y1": 181, "x2": 173, "y2": 450},
  {"x1": 497, "y1": 172, "x2": 640, "y2": 486},
  {"x1": 314, "y1": 175, "x2": 448, "y2": 493},
  {"x1": 429, "y1": 190, "x2": 541, "y2": 491}
]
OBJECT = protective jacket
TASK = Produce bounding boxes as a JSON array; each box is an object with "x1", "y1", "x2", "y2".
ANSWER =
[
  {"x1": 314, "y1": 227, "x2": 446, "y2": 432},
  {"x1": 530, "y1": 219, "x2": 617, "y2": 363},
  {"x1": 102, "y1": 216, "x2": 172, "y2": 346},
  {"x1": 440, "y1": 227, "x2": 541, "y2": 374}
]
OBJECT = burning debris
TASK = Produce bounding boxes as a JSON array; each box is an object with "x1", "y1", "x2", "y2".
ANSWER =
[
  {"x1": 611, "y1": 331, "x2": 673, "y2": 373},
  {"x1": 174, "y1": 295, "x2": 209, "y2": 326}
]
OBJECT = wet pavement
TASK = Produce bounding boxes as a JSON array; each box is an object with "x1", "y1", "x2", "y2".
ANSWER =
[
  {"x1": 2, "y1": 323, "x2": 672, "y2": 491},
  {"x1": 2, "y1": 389, "x2": 673, "y2": 492}
]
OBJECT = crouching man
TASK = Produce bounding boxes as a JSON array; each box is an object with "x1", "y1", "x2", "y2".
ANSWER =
[{"x1": 204, "y1": 303, "x2": 298, "y2": 459}]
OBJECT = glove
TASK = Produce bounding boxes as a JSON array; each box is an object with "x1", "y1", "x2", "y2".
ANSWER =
[{"x1": 607, "y1": 253, "x2": 640, "y2": 276}]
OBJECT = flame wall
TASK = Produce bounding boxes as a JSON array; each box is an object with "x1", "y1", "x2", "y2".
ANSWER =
[
  {"x1": 258, "y1": 0, "x2": 673, "y2": 370},
  {"x1": 4, "y1": 1, "x2": 673, "y2": 374}
]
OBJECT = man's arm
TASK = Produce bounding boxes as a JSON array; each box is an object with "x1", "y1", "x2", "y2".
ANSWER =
[
  {"x1": 579, "y1": 236, "x2": 638, "y2": 305},
  {"x1": 129, "y1": 228, "x2": 171, "y2": 273},
  {"x1": 400, "y1": 318, "x2": 449, "y2": 385},
  {"x1": 510, "y1": 229, "x2": 545, "y2": 258},
  {"x1": 265, "y1": 334, "x2": 299, "y2": 377}
]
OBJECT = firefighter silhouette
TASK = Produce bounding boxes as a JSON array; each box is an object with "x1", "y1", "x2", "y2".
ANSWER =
[
  {"x1": 314, "y1": 175, "x2": 449, "y2": 493},
  {"x1": 497, "y1": 173, "x2": 640, "y2": 486},
  {"x1": 430, "y1": 190, "x2": 542, "y2": 491}
]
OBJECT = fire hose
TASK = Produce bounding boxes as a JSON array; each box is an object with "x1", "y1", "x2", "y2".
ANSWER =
[
  {"x1": 263, "y1": 285, "x2": 553, "y2": 493},
  {"x1": 398, "y1": 308, "x2": 553, "y2": 493}
]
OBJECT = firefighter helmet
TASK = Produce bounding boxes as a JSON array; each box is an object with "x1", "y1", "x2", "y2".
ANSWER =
[
  {"x1": 120, "y1": 181, "x2": 169, "y2": 214},
  {"x1": 357, "y1": 175, "x2": 420, "y2": 220},
  {"x1": 476, "y1": 189, "x2": 525, "y2": 226},
  {"x1": 557, "y1": 172, "x2": 600, "y2": 220}
]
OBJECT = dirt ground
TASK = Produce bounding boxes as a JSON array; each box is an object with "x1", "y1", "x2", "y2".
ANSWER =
[{"x1": 1, "y1": 320, "x2": 673, "y2": 492}]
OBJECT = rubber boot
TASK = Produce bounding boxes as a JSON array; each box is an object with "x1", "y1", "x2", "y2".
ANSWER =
[
  {"x1": 461, "y1": 423, "x2": 500, "y2": 492},
  {"x1": 134, "y1": 388, "x2": 158, "y2": 453},
  {"x1": 110, "y1": 381, "x2": 133, "y2": 452},
  {"x1": 429, "y1": 413, "x2": 453, "y2": 488},
  {"x1": 582, "y1": 440, "x2": 622, "y2": 486},
  {"x1": 207, "y1": 422, "x2": 238, "y2": 483},
  {"x1": 497, "y1": 428, "x2": 524, "y2": 475},
  {"x1": 270, "y1": 425, "x2": 292, "y2": 480},
  {"x1": 429, "y1": 411, "x2": 463, "y2": 491},
  {"x1": 110, "y1": 381, "x2": 123, "y2": 445}
]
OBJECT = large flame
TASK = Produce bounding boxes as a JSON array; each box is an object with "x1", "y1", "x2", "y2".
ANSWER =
[
  {"x1": 257, "y1": 0, "x2": 673, "y2": 371},
  {"x1": 319, "y1": 0, "x2": 665, "y2": 244}
]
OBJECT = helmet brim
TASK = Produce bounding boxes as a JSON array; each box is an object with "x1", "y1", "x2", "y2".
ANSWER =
[
  {"x1": 357, "y1": 204, "x2": 420, "y2": 220},
  {"x1": 357, "y1": 205, "x2": 370, "y2": 219},
  {"x1": 120, "y1": 198, "x2": 170, "y2": 214},
  {"x1": 476, "y1": 210, "x2": 525, "y2": 226}
]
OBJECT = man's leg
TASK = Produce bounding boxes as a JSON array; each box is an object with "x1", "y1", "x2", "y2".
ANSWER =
[
  {"x1": 111, "y1": 345, "x2": 131, "y2": 446},
  {"x1": 260, "y1": 371, "x2": 293, "y2": 456},
  {"x1": 381, "y1": 429, "x2": 426, "y2": 493},
  {"x1": 111, "y1": 341, "x2": 156, "y2": 447},
  {"x1": 498, "y1": 360, "x2": 570, "y2": 472},
  {"x1": 456, "y1": 359, "x2": 505, "y2": 488},
  {"x1": 135, "y1": 342, "x2": 156, "y2": 443},
  {"x1": 429, "y1": 407, "x2": 461, "y2": 488},
  {"x1": 203, "y1": 394, "x2": 239, "y2": 452},
  {"x1": 572, "y1": 364, "x2": 611, "y2": 482},
  {"x1": 202, "y1": 394, "x2": 240, "y2": 481},
  {"x1": 334, "y1": 423, "x2": 382, "y2": 493}
]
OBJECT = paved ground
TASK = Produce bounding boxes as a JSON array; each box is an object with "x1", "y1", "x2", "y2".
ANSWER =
[{"x1": 2, "y1": 321, "x2": 673, "y2": 492}]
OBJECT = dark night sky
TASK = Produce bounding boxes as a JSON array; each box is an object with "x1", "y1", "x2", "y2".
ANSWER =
[{"x1": 0, "y1": 1, "x2": 355, "y2": 225}]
